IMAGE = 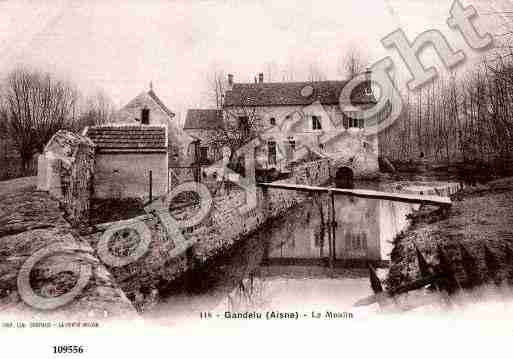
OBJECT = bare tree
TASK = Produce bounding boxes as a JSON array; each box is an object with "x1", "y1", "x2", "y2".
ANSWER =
[
  {"x1": 338, "y1": 46, "x2": 367, "y2": 79},
  {"x1": 216, "y1": 89, "x2": 263, "y2": 164},
  {"x1": 307, "y1": 62, "x2": 327, "y2": 82},
  {"x1": 378, "y1": 51, "x2": 513, "y2": 176},
  {"x1": 203, "y1": 67, "x2": 227, "y2": 109},
  {"x1": 73, "y1": 91, "x2": 116, "y2": 131},
  {"x1": 264, "y1": 61, "x2": 279, "y2": 82},
  {"x1": 0, "y1": 67, "x2": 80, "y2": 172}
]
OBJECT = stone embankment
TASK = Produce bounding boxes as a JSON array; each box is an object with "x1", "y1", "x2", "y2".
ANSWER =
[
  {"x1": 0, "y1": 181, "x2": 137, "y2": 320},
  {"x1": 387, "y1": 177, "x2": 513, "y2": 292},
  {"x1": 81, "y1": 159, "x2": 332, "y2": 305}
]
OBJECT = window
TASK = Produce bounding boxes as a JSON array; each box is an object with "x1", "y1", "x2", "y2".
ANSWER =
[
  {"x1": 267, "y1": 141, "x2": 277, "y2": 165},
  {"x1": 343, "y1": 114, "x2": 349, "y2": 129},
  {"x1": 199, "y1": 146, "x2": 208, "y2": 163},
  {"x1": 287, "y1": 138, "x2": 296, "y2": 161},
  {"x1": 141, "y1": 108, "x2": 150, "y2": 125},
  {"x1": 270, "y1": 117, "x2": 276, "y2": 126},
  {"x1": 345, "y1": 233, "x2": 367, "y2": 251},
  {"x1": 344, "y1": 113, "x2": 364, "y2": 129},
  {"x1": 238, "y1": 116, "x2": 249, "y2": 138},
  {"x1": 314, "y1": 232, "x2": 323, "y2": 248},
  {"x1": 312, "y1": 115, "x2": 322, "y2": 130}
]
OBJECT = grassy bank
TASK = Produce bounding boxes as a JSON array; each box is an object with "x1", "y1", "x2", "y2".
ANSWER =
[{"x1": 387, "y1": 177, "x2": 513, "y2": 292}]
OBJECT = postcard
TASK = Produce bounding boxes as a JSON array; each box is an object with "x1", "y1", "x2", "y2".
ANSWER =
[{"x1": 1, "y1": 1, "x2": 512, "y2": 357}]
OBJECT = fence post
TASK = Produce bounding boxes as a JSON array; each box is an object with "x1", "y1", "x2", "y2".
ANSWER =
[
  {"x1": 149, "y1": 170, "x2": 153, "y2": 203},
  {"x1": 331, "y1": 191, "x2": 336, "y2": 261}
]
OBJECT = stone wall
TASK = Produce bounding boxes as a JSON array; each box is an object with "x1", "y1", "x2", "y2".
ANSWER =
[
  {"x1": 84, "y1": 215, "x2": 188, "y2": 303},
  {"x1": 61, "y1": 142, "x2": 95, "y2": 228},
  {"x1": 79, "y1": 159, "x2": 332, "y2": 309},
  {"x1": 192, "y1": 159, "x2": 332, "y2": 260},
  {"x1": 37, "y1": 131, "x2": 95, "y2": 228}
]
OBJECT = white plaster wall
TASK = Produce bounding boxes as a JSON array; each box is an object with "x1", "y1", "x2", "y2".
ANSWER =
[
  {"x1": 93, "y1": 152, "x2": 168, "y2": 199},
  {"x1": 225, "y1": 104, "x2": 379, "y2": 176}
]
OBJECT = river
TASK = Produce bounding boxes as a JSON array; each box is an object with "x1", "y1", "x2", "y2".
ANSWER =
[{"x1": 144, "y1": 180, "x2": 430, "y2": 325}]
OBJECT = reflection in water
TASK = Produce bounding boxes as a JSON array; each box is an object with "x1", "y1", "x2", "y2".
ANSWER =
[
  {"x1": 266, "y1": 185, "x2": 416, "y2": 264},
  {"x1": 147, "y1": 182, "x2": 418, "y2": 323}
]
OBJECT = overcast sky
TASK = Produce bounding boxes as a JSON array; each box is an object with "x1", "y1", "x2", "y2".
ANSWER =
[{"x1": 0, "y1": 0, "x2": 510, "y2": 123}]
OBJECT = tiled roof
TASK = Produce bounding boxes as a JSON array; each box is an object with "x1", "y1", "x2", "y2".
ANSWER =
[
  {"x1": 184, "y1": 109, "x2": 223, "y2": 130},
  {"x1": 148, "y1": 89, "x2": 175, "y2": 118},
  {"x1": 85, "y1": 125, "x2": 167, "y2": 153},
  {"x1": 224, "y1": 80, "x2": 376, "y2": 107}
]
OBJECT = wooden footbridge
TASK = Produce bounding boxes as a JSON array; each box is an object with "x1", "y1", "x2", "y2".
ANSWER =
[{"x1": 257, "y1": 182, "x2": 452, "y2": 208}]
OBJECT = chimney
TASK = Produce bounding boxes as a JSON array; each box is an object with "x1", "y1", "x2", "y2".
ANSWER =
[
  {"x1": 227, "y1": 74, "x2": 234, "y2": 90},
  {"x1": 258, "y1": 73, "x2": 264, "y2": 84}
]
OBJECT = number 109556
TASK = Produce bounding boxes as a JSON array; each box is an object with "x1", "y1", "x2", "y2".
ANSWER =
[{"x1": 53, "y1": 346, "x2": 84, "y2": 354}]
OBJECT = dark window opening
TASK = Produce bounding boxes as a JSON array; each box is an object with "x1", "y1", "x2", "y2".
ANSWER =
[
  {"x1": 312, "y1": 115, "x2": 322, "y2": 130},
  {"x1": 268, "y1": 141, "x2": 277, "y2": 165},
  {"x1": 289, "y1": 140, "x2": 296, "y2": 151},
  {"x1": 270, "y1": 117, "x2": 276, "y2": 126},
  {"x1": 141, "y1": 108, "x2": 150, "y2": 125},
  {"x1": 199, "y1": 146, "x2": 208, "y2": 164},
  {"x1": 238, "y1": 116, "x2": 250, "y2": 138},
  {"x1": 314, "y1": 232, "x2": 323, "y2": 248}
]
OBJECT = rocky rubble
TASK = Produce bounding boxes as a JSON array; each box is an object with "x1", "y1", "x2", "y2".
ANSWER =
[{"x1": 0, "y1": 185, "x2": 137, "y2": 320}]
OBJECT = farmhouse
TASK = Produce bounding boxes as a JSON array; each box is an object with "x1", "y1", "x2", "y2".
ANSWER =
[
  {"x1": 186, "y1": 72, "x2": 383, "y2": 178},
  {"x1": 224, "y1": 73, "x2": 381, "y2": 178},
  {"x1": 84, "y1": 125, "x2": 168, "y2": 199}
]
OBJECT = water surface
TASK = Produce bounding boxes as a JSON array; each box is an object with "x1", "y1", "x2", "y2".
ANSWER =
[{"x1": 146, "y1": 181, "x2": 421, "y2": 324}]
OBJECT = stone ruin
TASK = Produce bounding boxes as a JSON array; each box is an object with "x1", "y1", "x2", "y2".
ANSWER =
[{"x1": 37, "y1": 130, "x2": 95, "y2": 228}]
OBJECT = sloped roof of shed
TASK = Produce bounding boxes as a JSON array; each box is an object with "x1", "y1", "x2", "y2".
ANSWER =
[
  {"x1": 184, "y1": 109, "x2": 223, "y2": 130},
  {"x1": 84, "y1": 125, "x2": 167, "y2": 153},
  {"x1": 147, "y1": 89, "x2": 175, "y2": 118}
]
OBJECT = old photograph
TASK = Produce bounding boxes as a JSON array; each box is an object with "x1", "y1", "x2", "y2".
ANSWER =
[{"x1": 1, "y1": 0, "x2": 513, "y2": 356}]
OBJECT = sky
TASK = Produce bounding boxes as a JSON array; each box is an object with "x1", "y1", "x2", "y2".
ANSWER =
[{"x1": 0, "y1": 0, "x2": 511, "y2": 125}]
